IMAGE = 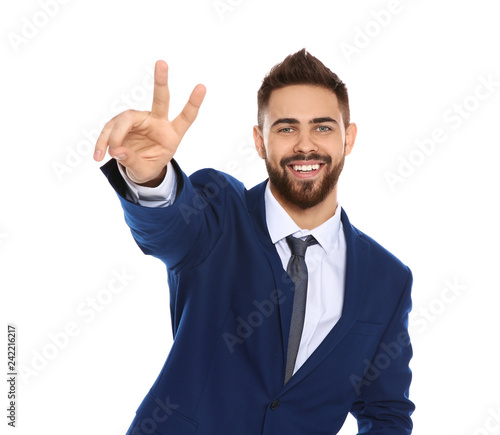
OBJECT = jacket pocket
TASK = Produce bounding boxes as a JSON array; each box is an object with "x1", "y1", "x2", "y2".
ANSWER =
[{"x1": 348, "y1": 321, "x2": 384, "y2": 336}]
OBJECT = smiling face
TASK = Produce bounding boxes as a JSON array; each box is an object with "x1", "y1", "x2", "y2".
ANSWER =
[{"x1": 254, "y1": 84, "x2": 357, "y2": 210}]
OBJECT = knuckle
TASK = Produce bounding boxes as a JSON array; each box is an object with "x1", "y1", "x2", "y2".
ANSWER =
[
  {"x1": 103, "y1": 120, "x2": 114, "y2": 131},
  {"x1": 121, "y1": 109, "x2": 137, "y2": 120},
  {"x1": 152, "y1": 96, "x2": 165, "y2": 108}
]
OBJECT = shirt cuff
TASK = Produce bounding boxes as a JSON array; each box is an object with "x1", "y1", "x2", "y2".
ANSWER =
[{"x1": 117, "y1": 162, "x2": 177, "y2": 208}]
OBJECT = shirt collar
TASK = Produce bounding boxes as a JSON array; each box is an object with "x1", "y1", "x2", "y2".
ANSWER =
[{"x1": 264, "y1": 181, "x2": 342, "y2": 255}]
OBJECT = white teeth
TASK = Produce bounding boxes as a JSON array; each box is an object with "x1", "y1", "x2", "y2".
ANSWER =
[{"x1": 292, "y1": 164, "x2": 320, "y2": 172}]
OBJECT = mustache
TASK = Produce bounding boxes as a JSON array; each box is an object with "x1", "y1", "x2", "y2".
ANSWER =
[{"x1": 280, "y1": 153, "x2": 332, "y2": 167}]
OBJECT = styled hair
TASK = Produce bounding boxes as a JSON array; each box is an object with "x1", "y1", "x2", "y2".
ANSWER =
[{"x1": 257, "y1": 49, "x2": 350, "y2": 129}]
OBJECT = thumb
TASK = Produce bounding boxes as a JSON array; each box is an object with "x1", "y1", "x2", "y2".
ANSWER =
[{"x1": 109, "y1": 147, "x2": 135, "y2": 165}]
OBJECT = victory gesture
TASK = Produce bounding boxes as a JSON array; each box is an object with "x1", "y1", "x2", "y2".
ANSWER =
[{"x1": 93, "y1": 60, "x2": 206, "y2": 186}]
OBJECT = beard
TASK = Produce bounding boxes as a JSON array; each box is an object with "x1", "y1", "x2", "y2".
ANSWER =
[{"x1": 264, "y1": 150, "x2": 345, "y2": 210}]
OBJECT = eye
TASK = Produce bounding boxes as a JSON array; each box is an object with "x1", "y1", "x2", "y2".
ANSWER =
[
  {"x1": 315, "y1": 125, "x2": 332, "y2": 132},
  {"x1": 278, "y1": 127, "x2": 294, "y2": 133}
]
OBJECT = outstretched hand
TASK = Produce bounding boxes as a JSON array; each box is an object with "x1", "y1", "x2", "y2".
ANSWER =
[{"x1": 93, "y1": 60, "x2": 206, "y2": 185}]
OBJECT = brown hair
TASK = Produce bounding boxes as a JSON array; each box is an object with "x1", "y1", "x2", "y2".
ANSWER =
[{"x1": 257, "y1": 48, "x2": 350, "y2": 130}]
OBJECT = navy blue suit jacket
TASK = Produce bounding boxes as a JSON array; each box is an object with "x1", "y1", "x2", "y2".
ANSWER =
[{"x1": 101, "y1": 158, "x2": 414, "y2": 434}]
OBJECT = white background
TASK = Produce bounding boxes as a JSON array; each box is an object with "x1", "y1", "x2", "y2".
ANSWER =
[{"x1": 2, "y1": 0, "x2": 500, "y2": 434}]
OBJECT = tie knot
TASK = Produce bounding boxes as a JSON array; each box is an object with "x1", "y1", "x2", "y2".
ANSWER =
[{"x1": 286, "y1": 235, "x2": 318, "y2": 257}]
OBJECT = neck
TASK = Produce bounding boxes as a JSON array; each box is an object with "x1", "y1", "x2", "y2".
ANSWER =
[{"x1": 269, "y1": 183, "x2": 339, "y2": 230}]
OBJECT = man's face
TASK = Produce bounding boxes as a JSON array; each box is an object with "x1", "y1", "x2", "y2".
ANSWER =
[{"x1": 254, "y1": 85, "x2": 356, "y2": 210}]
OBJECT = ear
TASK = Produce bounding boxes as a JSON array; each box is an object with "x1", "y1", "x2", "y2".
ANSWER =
[
  {"x1": 253, "y1": 125, "x2": 266, "y2": 159},
  {"x1": 344, "y1": 122, "x2": 357, "y2": 156}
]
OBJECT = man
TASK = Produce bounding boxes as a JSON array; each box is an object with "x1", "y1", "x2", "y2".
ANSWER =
[{"x1": 94, "y1": 49, "x2": 414, "y2": 434}]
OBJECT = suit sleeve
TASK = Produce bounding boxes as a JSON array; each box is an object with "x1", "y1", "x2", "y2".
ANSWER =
[
  {"x1": 100, "y1": 158, "x2": 227, "y2": 272},
  {"x1": 350, "y1": 267, "x2": 415, "y2": 434}
]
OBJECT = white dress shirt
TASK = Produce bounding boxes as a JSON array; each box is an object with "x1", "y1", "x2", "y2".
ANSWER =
[{"x1": 118, "y1": 163, "x2": 347, "y2": 375}]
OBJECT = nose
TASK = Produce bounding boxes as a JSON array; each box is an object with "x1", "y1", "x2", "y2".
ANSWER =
[{"x1": 293, "y1": 132, "x2": 318, "y2": 154}]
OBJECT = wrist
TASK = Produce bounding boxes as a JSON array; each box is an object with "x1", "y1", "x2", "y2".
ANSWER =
[{"x1": 125, "y1": 166, "x2": 168, "y2": 188}]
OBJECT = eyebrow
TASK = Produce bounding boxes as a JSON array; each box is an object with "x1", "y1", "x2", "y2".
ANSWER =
[
  {"x1": 271, "y1": 117, "x2": 339, "y2": 128},
  {"x1": 311, "y1": 117, "x2": 339, "y2": 125}
]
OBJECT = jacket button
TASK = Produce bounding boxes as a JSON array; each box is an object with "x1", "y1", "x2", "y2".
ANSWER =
[{"x1": 270, "y1": 399, "x2": 280, "y2": 410}]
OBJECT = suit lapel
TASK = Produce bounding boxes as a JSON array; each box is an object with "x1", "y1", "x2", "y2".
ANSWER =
[
  {"x1": 246, "y1": 180, "x2": 296, "y2": 374},
  {"x1": 281, "y1": 208, "x2": 370, "y2": 391}
]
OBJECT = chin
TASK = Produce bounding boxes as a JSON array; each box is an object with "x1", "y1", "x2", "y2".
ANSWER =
[
  {"x1": 289, "y1": 180, "x2": 337, "y2": 209},
  {"x1": 269, "y1": 167, "x2": 337, "y2": 209},
  {"x1": 265, "y1": 153, "x2": 345, "y2": 209}
]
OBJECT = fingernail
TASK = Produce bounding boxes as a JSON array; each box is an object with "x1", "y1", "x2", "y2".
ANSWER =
[
  {"x1": 113, "y1": 153, "x2": 127, "y2": 161},
  {"x1": 94, "y1": 150, "x2": 102, "y2": 160}
]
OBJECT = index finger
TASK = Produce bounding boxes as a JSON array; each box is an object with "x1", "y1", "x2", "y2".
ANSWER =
[{"x1": 151, "y1": 60, "x2": 170, "y2": 119}]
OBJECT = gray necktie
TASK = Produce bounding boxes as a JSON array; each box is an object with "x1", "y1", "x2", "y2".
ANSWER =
[{"x1": 284, "y1": 235, "x2": 318, "y2": 384}]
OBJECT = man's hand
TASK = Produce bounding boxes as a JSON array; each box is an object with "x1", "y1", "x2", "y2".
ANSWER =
[{"x1": 93, "y1": 60, "x2": 206, "y2": 185}]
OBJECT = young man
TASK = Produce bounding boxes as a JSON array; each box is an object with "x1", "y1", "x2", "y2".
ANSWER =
[{"x1": 95, "y1": 49, "x2": 414, "y2": 434}]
